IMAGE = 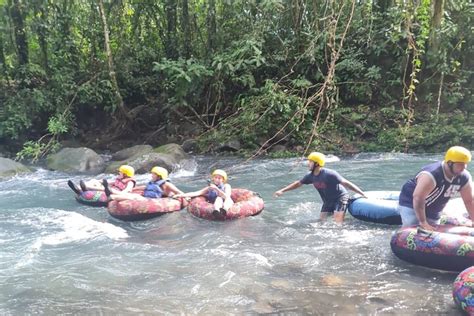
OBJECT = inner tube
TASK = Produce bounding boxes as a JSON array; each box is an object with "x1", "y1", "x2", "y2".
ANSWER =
[
  {"x1": 348, "y1": 191, "x2": 401, "y2": 225},
  {"x1": 75, "y1": 190, "x2": 108, "y2": 207},
  {"x1": 348, "y1": 192, "x2": 470, "y2": 226},
  {"x1": 107, "y1": 197, "x2": 187, "y2": 221},
  {"x1": 453, "y1": 266, "x2": 474, "y2": 314},
  {"x1": 390, "y1": 225, "x2": 474, "y2": 272},
  {"x1": 187, "y1": 188, "x2": 264, "y2": 221}
]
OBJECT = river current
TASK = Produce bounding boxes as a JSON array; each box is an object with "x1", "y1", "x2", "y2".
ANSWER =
[{"x1": 0, "y1": 153, "x2": 464, "y2": 314}]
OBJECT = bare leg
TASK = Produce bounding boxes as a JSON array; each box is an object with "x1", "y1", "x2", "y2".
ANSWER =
[
  {"x1": 67, "y1": 180, "x2": 81, "y2": 194},
  {"x1": 333, "y1": 211, "x2": 345, "y2": 225},
  {"x1": 83, "y1": 179, "x2": 105, "y2": 191},
  {"x1": 214, "y1": 197, "x2": 224, "y2": 211},
  {"x1": 319, "y1": 212, "x2": 329, "y2": 221},
  {"x1": 223, "y1": 198, "x2": 234, "y2": 211}
]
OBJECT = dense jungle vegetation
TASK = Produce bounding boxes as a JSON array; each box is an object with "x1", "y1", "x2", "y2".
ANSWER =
[{"x1": 0, "y1": 0, "x2": 473, "y2": 160}]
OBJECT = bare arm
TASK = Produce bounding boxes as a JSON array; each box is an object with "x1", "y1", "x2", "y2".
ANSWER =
[
  {"x1": 203, "y1": 183, "x2": 232, "y2": 200},
  {"x1": 163, "y1": 182, "x2": 184, "y2": 196},
  {"x1": 460, "y1": 181, "x2": 474, "y2": 224},
  {"x1": 174, "y1": 187, "x2": 209, "y2": 198},
  {"x1": 412, "y1": 173, "x2": 436, "y2": 230},
  {"x1": 223, "y1": 184, "x2": 232, "y2": 200},
  {"x1": 340, "y1": 178, "x2": 366, "y2": 197},
  {"x1": 274, "y1": 181, "x2": 302, "y2": 197},
  {"x1": 122, "y1": 181, "x2": 135, "y2": 193}
]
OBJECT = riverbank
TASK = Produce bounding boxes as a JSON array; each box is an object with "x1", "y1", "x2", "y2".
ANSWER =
[{"x1": 1, "y1": 107, "x2": 472, "y2": 161}]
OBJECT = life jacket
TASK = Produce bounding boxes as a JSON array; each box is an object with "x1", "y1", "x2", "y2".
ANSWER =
[
  {"x1": 110, "y1": 177, "x2": 136, "y2": 191},
  {"x1": 143, "y1": 179, "x2": 168, "y2": 199},
  {"x1": 207, "y1": 183, "x2": 226, "y2": 203}
]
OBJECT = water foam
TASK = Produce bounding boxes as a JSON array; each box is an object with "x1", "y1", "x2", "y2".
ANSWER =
[
  {"x1": 242, "y1": 252, "x2": 272, "y2": 267},
  {"x1": 34, "y1": 210, "x2": 128, "y2": 249}
]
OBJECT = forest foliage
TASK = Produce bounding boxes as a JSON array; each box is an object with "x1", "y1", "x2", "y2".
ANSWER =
[{"x1": 0, "y1": 0, "x2": 473, "y2": 160}]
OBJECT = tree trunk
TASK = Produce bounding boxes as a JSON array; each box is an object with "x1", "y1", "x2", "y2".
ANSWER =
[
  {"x1": 33, "y1": 2, "x2": 49, "y2": 73},
  {"x1": 181, "y1": 0, "x2": 191, "y2": 59},
  {"x1": 89, "y1": 1, "x2": 98, "y2": 70},
  {"x1": 97, "y1": 0, "x2": 130, "y2": 121},
  {"x1": 165, "y1": 0, "x2": 178, "y2": 59},
  {"x1": 0, "y1": 34, "x2": 8, "y2": 79},
  {"x1": 206, "y1": 0, "x2": 216, "y2": 56},
  {"x1": 429, "y1": 0, "x2": 444, "y2": 51},
  {"x1": 149, "y1": 3, "x2": 166, "y2": 50},
  {"x1": 9, "y1": 0, "x2": 28, "y2": 66}
]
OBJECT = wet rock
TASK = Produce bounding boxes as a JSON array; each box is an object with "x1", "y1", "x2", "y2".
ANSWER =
[
  {"x1": 153, "y1": 143, "x2": 188, "y2": 161},
  {"x1": 181, "y1": 139, "x2": 197, "y2": 153},
  {"x1": 46, "y1": 147, "x2": 105, "y2": 174},
  {"x1": 217, "y1": 139, "x2": 241, "y2": 152},
  {"x1": 105, "y1": 143, "x2": 189, "y2": 174},
  {"x1": 111, "y1": 145, "x2": 153, "y2": 161},
  {"x1": 320, "y1": 274, "x2": 344, "y2": 286},
  {"x1": 0, "y1": 157, "x2": 31, "y2": 177}
]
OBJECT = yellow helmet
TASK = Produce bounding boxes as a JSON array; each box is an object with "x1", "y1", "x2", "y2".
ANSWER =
[
  {"x1": 212, "y1": 169, "x2": 228, "y2": 182},
  {"x1": 151, "y1": 166, "x2": 169, "y2": 180},
  {"x1": 445, "y1": 146, "x2": 472, "y2": 164},
  {"x1": 307, "y1": 152, "x2": 325, "y2": 167},
  {"x1": 118, "y1": 165, "x2": 135, "y2": 177}
]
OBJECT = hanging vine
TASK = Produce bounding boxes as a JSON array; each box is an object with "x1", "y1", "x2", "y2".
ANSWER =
[{"x1": 400, "y1": 0, "x2": 430, "y2": 153}]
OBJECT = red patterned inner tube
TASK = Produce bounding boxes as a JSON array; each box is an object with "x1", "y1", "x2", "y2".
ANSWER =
[
  {"x1": 390, "y1": 225, "x2": 474, "y2": 272},
  {"x1": 453, "y1": 266, "x2": 474, "y2": 314},
  {"x1": 75, "y1": 190, "x2": 108, "y2": 207},
  {"x1": 108, "y1": 197, "x2": 188, "y2": 221},
  {"x1": 187, "y1": 188, "x2": 264, "y2": 221}
]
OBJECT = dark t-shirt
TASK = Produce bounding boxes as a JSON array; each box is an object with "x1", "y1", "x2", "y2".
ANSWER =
[
  {"x1": 399, "y1": 161, "x2": 471, "y2": 219},
  {"x1": 300, "y1": 168, "x2": 348, "y2": 203}
]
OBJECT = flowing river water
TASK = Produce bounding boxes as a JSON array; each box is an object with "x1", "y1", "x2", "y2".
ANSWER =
[{"x1": 0, "y1": 153, "x2": 466, "y2": 314}]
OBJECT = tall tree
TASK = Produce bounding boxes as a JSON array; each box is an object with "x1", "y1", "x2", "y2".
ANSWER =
[
  {"x1": 181, "y1": 0, "x2": 191, "y2": 59},
  {"x1": 164, "y1": 0, "x2": 178, "y2": 59},
  {"x1": 97, "y1": 0, "x2": 130, "y2": 121},
  {"x1": 0, "y1": 6, "x2": 8, "y2": 78},
  {"x1": 0, "y1": 34, "x2": 6, "y2": 78},
  {"x1": 31, "y1": 0, "x2": 49, "y2": 73},
  {"x1": 8, "y1": 0, "x2": 28, "y2": 66},
  {"x1": 206, "y1": 0, "x2": 216, "y2": 56},
  {"x1": 429, "y1": 0, "x2": 444, "y2": 50}
]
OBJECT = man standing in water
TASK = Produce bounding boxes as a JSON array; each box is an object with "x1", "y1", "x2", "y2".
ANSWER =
[
  {"x1": 274, "y1": 152, "x2": 367, "y2": 224},
  {"x1": 398, "y1": 146, "x2": 474, "y2": 231}
]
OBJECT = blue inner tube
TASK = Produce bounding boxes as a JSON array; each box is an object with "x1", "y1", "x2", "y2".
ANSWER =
[{"x1": 348, "y1": 191, "x2": 401, "y2": 225}]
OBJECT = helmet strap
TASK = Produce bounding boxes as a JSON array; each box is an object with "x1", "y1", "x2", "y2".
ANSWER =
[{"x1": 311, "y1": 162, "x2": 319, "y2": 173}]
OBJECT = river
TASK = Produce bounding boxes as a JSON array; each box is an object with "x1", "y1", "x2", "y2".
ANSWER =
[{"x1": 0, "y1": 153, "x2": 464, "y2": 314}]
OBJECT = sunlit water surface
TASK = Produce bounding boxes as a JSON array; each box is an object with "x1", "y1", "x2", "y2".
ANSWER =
[{"x1": 0, "y1": 153, "x2": 464, "y2": 314}]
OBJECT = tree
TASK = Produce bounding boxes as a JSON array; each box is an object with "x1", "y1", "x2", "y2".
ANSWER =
[
  {"x1": 8, "y1": 0, "x2": 28, "y2": 66},
  {"x1": 97, "y1": 0, "x2": 130, "y2": 121},
  {"x1": 164, "y1": 0, "x2": 178, "y2": 59}
]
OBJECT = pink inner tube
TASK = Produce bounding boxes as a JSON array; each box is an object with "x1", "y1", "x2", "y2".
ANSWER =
[
  {"x1": 390, "y1": 225, "x2": 474, "y2": 272},
  {"x1": 108, "y1": 197, "x2": 187, "y2": 221},
  {"x1": 453, "y1": 266, "x2": 474, "y2": 314},
  {"x1": 75, "y1": 190, "x2": 108, "y2": 207},
  {"x1": 187, "y1": 188, "x2": 264, "y2": 221}
]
